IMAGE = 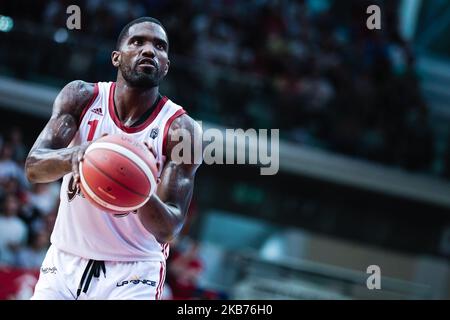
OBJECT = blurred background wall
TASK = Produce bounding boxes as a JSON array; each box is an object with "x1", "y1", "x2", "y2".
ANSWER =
[{"x1": 0, "y1": 0, "x2": 449, "y2": 300}]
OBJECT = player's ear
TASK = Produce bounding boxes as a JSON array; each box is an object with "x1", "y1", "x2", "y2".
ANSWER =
[
  {"x1": 163, "y1": 59, "x2": 170, "y2": 77},
  {"x1": 111, "y1": 51, "x2": 120, "y2": 68}
]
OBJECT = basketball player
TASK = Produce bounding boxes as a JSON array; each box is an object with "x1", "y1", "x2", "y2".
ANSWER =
[{"x1": 25, "y1": 17, "x2": 202, "y2": 300}]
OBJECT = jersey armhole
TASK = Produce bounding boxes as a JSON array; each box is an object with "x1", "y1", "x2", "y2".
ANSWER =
[{"x1": 78, "y1": 83, "x2": 99, "y2": 127}]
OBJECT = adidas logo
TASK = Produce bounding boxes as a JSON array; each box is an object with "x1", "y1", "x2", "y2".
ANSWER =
[{"x1": 91, "y1": 107, "x2": 103, "y2": 116}]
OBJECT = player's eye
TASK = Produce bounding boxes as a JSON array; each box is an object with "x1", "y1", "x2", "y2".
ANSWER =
[
  {"x1": 155, "y1": 42, "x2": 166, "y2": 51},
  {"x1": 132, "y1": 39, "x2": 142, "y2": 46}
]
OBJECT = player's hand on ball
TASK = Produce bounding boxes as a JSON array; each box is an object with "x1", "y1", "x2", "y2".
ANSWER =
[
  {"x1": 71, "y1": 134, "x2": 108, "y2": 189},
  {"x1": 71, "y1": 142, "x2": 91, "y2": 189}
]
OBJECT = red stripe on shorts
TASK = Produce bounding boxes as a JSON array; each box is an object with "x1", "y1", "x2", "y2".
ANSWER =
[{"x1": 155, "y1": 261, "x2": 164, "y2": 300}]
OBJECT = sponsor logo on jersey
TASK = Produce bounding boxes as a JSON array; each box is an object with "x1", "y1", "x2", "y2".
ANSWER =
[
  {"x1": 90, "y1": 107, "x2": 103, "y2": 116},
  {"x1": 41, "y1": 267, "x2": 58, "y2": 274},
  {"x1": 150, "y1": 128, "x2": 159, "y2": 139},
  {"x1": 116, "y1": 276, "x2": 156, "y2": 287}
]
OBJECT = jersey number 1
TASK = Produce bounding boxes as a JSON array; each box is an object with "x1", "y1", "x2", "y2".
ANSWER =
[{"x1": 87, "y1": 120, "x2": 99, "y2": 142}]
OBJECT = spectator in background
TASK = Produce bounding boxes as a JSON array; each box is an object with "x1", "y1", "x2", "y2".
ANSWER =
[
  {"x1": 19, "y1": 182, "x2": 60, "y2": 236},
  {"x1": 0, "y1": 177, "x2": 26, "y2": 202},
  {"x1": 9, "y1": 127, "x2": 28, "y2": 165},
  {"x1": 26, "y1": 182, "x2": 60, "y2": 217},
  {"x1": 164, "y1": 200, "x2": 206, "y2": 300},
  {"x1": 0, "y1": 143, "x2": 29, "y2": 189},
  {"x1": 15, "y1": 229, "x2": 50, "y2": 269},
  {"x1": 166, "y1": 239, "x2": 203, "y2": 300},
  {"x1": 0, "y1": 194, "x2": 28, "y2": 265}
]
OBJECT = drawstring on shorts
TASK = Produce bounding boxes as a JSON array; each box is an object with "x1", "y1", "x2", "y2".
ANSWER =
[{"x1": 76, "y1": 260, "x2": 106, "y2": 299}]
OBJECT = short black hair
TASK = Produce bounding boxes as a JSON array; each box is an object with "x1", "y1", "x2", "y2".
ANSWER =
[{"x1": 116, "y1": 17, "x2": 168, "y2": 50}]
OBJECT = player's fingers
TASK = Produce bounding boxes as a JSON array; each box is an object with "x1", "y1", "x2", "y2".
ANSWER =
[
  {"x1": 71, "y1": 152, "x2": 80, "y2": 188},
  {"x1": 71, "y1": 152, "x2": 78, "y2": 176},
  {"x1": 78, "y1": 148, "x2": 84, "y2": 163},
  {"x1": 79, "y1": 143, "x2": 90, "y2": 162},
  {"x1": 71, "y1": 177, "x2": 76, "y2": 191}
]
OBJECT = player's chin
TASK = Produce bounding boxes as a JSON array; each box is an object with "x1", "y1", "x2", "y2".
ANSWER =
[
  {"x1": 136, "y1": 64, "x2": 157, "y2": 74},
  {"x1": 132, "y1": 76, "x2": 158, "y2": 88},
  {"x1": 135, "y1": 70, "x2": 158, "y2": 82}
]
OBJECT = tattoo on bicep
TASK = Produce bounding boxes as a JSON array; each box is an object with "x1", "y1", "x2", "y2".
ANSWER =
[
  {"x1": 49, "y1": 114, "x2": 78, "y2": 148},
  {"x1": 33, "y1": 115, "x2": 77, "y2": 152}
]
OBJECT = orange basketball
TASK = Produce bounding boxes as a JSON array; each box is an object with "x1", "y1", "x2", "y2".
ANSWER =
[{"x1": 79, "y1": 134, "x2": 158, "y2": 214}]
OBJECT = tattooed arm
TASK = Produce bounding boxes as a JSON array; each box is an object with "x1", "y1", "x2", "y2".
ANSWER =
[{"x1": 25, "y1": 81, "x2": 95, "y2": 184}]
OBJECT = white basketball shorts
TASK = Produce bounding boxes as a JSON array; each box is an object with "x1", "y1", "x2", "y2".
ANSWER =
[{"x1": 31, "y1": 244, "x2": 166, "y2": 300}]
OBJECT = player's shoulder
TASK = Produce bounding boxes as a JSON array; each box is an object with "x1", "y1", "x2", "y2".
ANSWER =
[
  {"x1": 166, "y1": 98, "x2": 199, "y2": 131},
  {"x1": 169, "y1": 112, "x2": 202, "y2": 136},
  {"x1": 55, "y1": 80, "x2": 97, "y2": 115},
  {"x1": 62, "y1": 80, "x2": 97, "y2": 102}
]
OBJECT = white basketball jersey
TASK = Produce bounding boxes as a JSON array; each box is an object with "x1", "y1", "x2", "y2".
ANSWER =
[{"x1": 50, "y1": 82, "x2": 185, "y2": 262}]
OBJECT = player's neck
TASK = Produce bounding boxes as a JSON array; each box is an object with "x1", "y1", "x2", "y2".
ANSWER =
[{"x1": 113, "y1": 79, "x2": 160, "y2": 126}]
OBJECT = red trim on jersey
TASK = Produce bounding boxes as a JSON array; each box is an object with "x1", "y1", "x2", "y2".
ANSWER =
[
  {"x1": 162, "y1": 109, "x2": 187, "y2": 156},
  {"x1": 108, "y1": 82, "x2": 168, "y2": 133},
  {"x1": 156, "y1": 261, "x2": 165, "y2": 300},
  {"x1": 161, "y1": 243, "x2": 170, "y2": 259},
  {"x1": 78, "y1": 83, "x2": 99, "y2": 126}
]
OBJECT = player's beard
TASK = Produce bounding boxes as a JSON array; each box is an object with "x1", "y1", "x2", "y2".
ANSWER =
[{"x1": 120, "y1": 63, "x2": 161, "y2": 88}]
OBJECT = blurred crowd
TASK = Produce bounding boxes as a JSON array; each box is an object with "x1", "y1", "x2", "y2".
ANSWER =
[
  {"x1": 0, "y1": 0, "x2": 439, "y2": 174},
  {"x1": 0, "y1": 128, "x2": 59, "y2": 269}
]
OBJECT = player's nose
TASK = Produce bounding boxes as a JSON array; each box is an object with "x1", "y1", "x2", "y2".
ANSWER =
[{"x1": 141, "y1": 43, "x2": 156, "y2": 58}]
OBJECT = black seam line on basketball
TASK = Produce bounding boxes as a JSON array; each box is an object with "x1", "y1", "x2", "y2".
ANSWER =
[
  {"x1": 84, "y1": 156, "x2": 149, "y2": 199},
  {"x1": 84, "y1": 155, "x2": 150, "y2": 199}
]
